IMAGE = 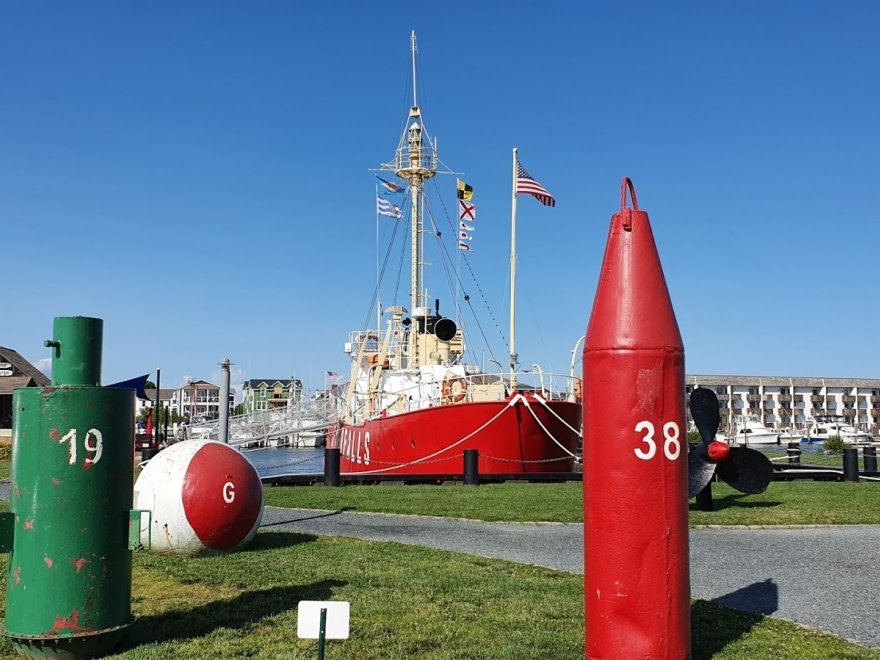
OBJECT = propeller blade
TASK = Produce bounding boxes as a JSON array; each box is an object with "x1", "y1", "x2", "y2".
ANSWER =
[
  {"x1": 688, "y1": 449, "x2": 717, "y2": 498},
  {"x1": 715, "y1": 446, "x2": 773, "y2": 494},
  {"x1": 689, "y1": 387, "x2": 720, "y2": 445}
]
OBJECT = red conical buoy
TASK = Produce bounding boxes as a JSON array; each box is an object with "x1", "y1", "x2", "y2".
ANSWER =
[{"x1": 583, "y1": 178, "x2": 689, "y2": 659}]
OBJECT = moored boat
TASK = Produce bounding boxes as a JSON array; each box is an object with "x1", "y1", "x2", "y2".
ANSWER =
[
  {"x1": 730, "y1": 416, "x2": 781, "y2": 448},
  {"x1": 801, "y1": 414, "x2": 871, "y2": 444},
  {"x1": 326, "y1": 33, "x2": 581, "y2": 476}
]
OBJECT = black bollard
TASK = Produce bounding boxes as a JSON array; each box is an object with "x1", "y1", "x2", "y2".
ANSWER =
[
  {"x1": 842, "y1": 446, "x2": 859, "y2": 482},
  {"x1": 863, "y1": 446, "x2": 877, "y2": 473},
  {"x1": 787, "y1": 442, "x2": 801, "y2": 465},
  {"x1": 324, "y1": 447, "x2": 341, "y2": 487},
  {"x1": 463, "y1": 449, "x2": 479, "y2": 486},
  {"x1": 695, "y1": 482, "x2": 713, "y2": 511}
]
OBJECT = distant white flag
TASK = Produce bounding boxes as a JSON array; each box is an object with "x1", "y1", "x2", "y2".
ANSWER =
[
  {"x1": 458, "y1": 242, "x2": 472, "y2": 251},
  {"x1": 376, "y1": 195, "x2": 402, "y2": 219},
  {"x1": 459, "y1": 230, "x2": 471, "y2": 241},
  {"x1": 459, "y1": 221, "x2": 475, "y2": 231}
]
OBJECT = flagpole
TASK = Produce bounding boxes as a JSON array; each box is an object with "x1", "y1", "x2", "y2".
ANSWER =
[{"x1": 509, "y1": 147, "x2": 518, "y2": 389}]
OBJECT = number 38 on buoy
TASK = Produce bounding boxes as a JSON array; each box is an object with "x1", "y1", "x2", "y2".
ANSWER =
[{"x1": 582, "y1": 178, "x2": 689, "y2": 659}]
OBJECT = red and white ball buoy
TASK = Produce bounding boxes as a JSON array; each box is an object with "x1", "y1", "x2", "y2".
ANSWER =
[{"x1": 133, "y1": 440, "x2": 264, "y2": 555}]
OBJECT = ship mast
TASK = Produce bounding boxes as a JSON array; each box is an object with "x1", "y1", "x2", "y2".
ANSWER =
[{"x1": 381, "y1": 31, "x2": 438, "y2": 367}]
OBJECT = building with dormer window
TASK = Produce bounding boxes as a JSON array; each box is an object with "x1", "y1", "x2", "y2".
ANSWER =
[{"x1": 241, "y1": 378, "x2": 303, "y2": 414}]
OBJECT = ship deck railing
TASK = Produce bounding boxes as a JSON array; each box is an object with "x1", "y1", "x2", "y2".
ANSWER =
[{"x1": 341, "y1": 370, "x2": 581, "y2": 425}]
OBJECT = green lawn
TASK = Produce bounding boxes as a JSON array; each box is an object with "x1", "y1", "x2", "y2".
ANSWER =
[
  {"x1": 0, "y1": 532, "x2": 876, "y2": 659},
  {"x1": 2, "y1": 457, "x2": 880, "y2": 656},
  {"x1": 263, "y1": 479, "x2": 880, "y2": 526}
]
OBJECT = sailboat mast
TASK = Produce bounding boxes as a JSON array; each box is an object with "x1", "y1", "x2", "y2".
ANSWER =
[{"x1": 509, "y1": 147, "x2": 519, "y2": 388}]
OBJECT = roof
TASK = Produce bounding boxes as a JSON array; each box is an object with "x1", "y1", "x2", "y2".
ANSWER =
[
  {"x1": 184, "y1": 380, "x2": 219, "y2": 389},
  {"x1": 144, "y1": 388, "x2": 175, "y2": 400},
  {"x1": 0, "y1": 346, "x2": 50, "y2": 394},
  {"x1": 245, "y1": 379, "x2": 302, "y2": 388}
]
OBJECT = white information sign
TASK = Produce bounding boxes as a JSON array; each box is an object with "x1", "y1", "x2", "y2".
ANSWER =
[{"x1": 297, "y1": 600, "x2": 350, "y2": 640}]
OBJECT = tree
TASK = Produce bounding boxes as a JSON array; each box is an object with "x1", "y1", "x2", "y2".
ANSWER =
[{"x1": 137, "y1": 407, "x2": 179, "y2": 425}]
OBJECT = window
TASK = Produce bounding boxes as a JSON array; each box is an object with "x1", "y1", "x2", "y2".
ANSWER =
[{"x1": 257, "y1": 401, "x2": 268, "y2": 411}]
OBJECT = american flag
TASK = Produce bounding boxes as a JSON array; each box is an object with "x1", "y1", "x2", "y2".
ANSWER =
[
  {"x1": 516, "y1": 162, "x2": 556, "y2": 207},
  {"x1": 326, "y1": 371, "x2": 341, "y2": 381}
]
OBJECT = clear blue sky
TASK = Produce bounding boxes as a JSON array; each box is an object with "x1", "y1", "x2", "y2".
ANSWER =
[{"x1": 3, "y1": 2, "x2": 878, "y2": 397}]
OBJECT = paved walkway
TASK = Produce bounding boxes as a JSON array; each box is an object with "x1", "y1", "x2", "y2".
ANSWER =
[{"x1": 262, "y1": 507, "x2": 880, "y2": 649}]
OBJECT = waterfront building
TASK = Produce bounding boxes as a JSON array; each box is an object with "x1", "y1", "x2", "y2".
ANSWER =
[
  {"x1": 135, "y1": 388, "x2": 174, "y2": 421},
  {"x1": 241, "y1": 378, "x2": 303, "y2": 414},
  {"x1": 171, "y1": 379, "x2": 235, "y2": 422},
  {"x1": 686, "y1": 374, "x2": 880, "y2": 435}
]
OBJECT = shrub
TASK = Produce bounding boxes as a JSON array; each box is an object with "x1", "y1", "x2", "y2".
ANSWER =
[
  {"x1": 824, "y1": 434, "x2": 846, "y2": 454},
  {"x1": 687, "y1": 429, "x2": 703, "y2": 446}
]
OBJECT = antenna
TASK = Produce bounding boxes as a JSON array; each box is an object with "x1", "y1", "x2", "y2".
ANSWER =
[{"x1": 411, "y1": 31, "x2": 418, "y2": 108}]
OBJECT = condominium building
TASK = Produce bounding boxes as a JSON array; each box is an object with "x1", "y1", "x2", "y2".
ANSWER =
[
  {"x1": 686, "y1": 374, "x2": 880, "y2": 434},
  {"x1": 172, "y1": 379, "x2": 235, "y2": 422}
]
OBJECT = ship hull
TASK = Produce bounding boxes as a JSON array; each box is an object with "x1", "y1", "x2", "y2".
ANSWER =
[{"x1": 327, "y1": 394, "x2": 580, "y2": 476}]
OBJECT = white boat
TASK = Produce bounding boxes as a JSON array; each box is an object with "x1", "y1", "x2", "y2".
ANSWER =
[
  {"x1": 731, "y1": 416, "x2": 781, "y2": 448},
  {"x1": 801, "y1": 414, "x2": 871, "y2": 444}
]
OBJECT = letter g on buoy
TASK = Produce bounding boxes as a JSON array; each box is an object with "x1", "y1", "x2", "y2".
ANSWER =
[{"x1": 223, "y1": 481, "x2": 235, "y2": 504}]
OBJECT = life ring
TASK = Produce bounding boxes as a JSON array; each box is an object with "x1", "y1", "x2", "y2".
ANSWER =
[{"x1": 441, "y1": 376, "x2": 468, "y2": 404}]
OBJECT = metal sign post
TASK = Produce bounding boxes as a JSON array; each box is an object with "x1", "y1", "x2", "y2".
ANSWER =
[
  {"x1": 317, "y1": 608, "x2": 326, "y2": 660},
  {"x1": 297, "y1": 601, "x2": 350, "y2": 659}
]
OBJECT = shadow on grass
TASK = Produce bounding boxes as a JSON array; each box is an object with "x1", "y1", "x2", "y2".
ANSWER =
[
  {"x1": 244, "y1": 530, "x2": 321, "y2": 551},
  {"x1": 119, "y1": 579, "x2": 346, "y2": 652},
  {"x1": 691, "y1": 579, "x2": 778, "y2": 659},
  {"x1": 690, "y1": 493, "x2": 782, "y2": 512},
  {"x1": 260, "y1": 508, "x2": 351, "y2": 528}
]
